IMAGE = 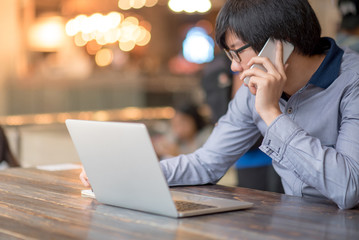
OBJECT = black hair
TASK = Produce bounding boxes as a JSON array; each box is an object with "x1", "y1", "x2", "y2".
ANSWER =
[
  {"x1": 215, "y1": 0, "x2": 325, "y2": 56},
  {"x1": 174, "y1": 103, "x2": 206, "y2": 132}
]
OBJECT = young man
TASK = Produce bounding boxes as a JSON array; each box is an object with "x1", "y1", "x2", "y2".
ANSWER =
[{"x1": 80, "y1": 0, "x2": 359, "y2": 209}]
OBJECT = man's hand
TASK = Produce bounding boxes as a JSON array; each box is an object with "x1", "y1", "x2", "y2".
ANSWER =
[
  {"x1": 240, "y1": 40, "x2": 287, "y2": 126},
  {"x1": 79, "y1": 166, "x2": 91, "y2": 187}
]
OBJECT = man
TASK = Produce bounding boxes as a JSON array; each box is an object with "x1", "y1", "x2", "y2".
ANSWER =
[{"x1": 81, "y1": 0, "x2": 359, "y2": 209}]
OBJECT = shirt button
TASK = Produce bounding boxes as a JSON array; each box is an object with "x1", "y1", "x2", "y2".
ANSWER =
[{"x1": 287, "y1": 107, "x2": 293, "y2": 114}]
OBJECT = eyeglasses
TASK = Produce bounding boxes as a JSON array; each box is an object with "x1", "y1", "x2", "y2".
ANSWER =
[{"x1": 224, "y1": 44, "x2": 251, "y2": 63}]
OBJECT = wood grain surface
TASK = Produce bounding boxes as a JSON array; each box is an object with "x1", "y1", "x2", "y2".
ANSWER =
[{"x1": 0, "y1": 168, "x2": 357, "y2": 240}]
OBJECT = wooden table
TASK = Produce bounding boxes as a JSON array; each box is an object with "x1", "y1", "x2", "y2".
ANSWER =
[{"x1": 0, "y1": 167, "x2": 358, "y2": 240}]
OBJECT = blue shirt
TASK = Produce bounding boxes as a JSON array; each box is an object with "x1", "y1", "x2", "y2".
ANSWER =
[
  {"x1": 235, "y1": 149, "x2": 272, "y2": 169},
  {"x1": 160, "y1": 38, "x2": 359, "y2": 209}
]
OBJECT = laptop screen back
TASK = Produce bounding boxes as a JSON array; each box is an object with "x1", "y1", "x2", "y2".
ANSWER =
[{"x1": 66, "y1": 119, "x2": 178, "y2": 217}]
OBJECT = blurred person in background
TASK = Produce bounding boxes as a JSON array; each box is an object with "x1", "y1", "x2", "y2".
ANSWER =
[
  {"x1": 336, "y1": 0, "x2": 359, "y2": 52},
  {"x1": 202, "y1": 51, "x2": 283, "y2": 193},
  {"x1": 201, "y1": 51, "x2": 233, "y2": 124},
  {"x1": 152, "y1": 102, "x2": 212, "y2": 160}
]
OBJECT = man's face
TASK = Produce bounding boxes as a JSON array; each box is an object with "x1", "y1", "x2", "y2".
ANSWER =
[{"x1": 224, "y1": 30, "x2": 257, "y2": 74}]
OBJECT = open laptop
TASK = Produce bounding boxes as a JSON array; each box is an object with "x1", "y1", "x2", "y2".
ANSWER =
[{"x1": 66, "y1": 119, "x2": 253, "y2": 218}]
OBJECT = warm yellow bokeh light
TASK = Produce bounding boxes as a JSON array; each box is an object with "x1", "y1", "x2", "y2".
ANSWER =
[
  {"x1": 118, "y1": 0, "x2": 131, "y2": 10},
  {"x1": 119, "y1": 41, "x2": 136, "y2": 52},
  {"x1": 95, "y1": 48, "x2": 114, "y2": 67},
  {"x1": 104, "y1": 29, "x2": 119, "y2": 44},
  {"x1": 65, "y1": 19, "x2": 77, "y2": 36},
  {"x1": 133, "y1": 26, "x2": 146, "y2": 43},
  {"x1": 95, "y1": 32, "x2": 107, "y2": 45},
  {"x1": 107, "y1": 12, "x2": 123, "y2": 28},
  {"x1": 74, "y1": 15, "x2": 87, "y2": 24},
  {"x1": 28, "y1": 16, "x2": 65, "y2": 51},
  {"x1": 145, "y1": 0, "x2": 158, "y2": 7},
  {"x1": 136, "y1": 31, "x2": 151, "y2": 46},
  {"x1": 74, "y1": 33, "x2": 87, "y2": 47},
  {"x1": 132, "y1": 0, "x2": 146, "y2": 9},
  {"x1": 168, "y1": 0, "x2": 212, "y2": 13},
  {"x1": 94, "y1": 111, "x2": 110, "y2": 121},
  {"x1": 66, "y1": 12, "x2": 151, "y2": 53},
  {"x1": 118, "y1": 0, "x2": 157, "y2": 10},
  {"x1": 86, "y1": 40, "x2": 102, "y2": 55},
  {"x1": 124, "y1": 16, "x2": 139, "y2": 26}
]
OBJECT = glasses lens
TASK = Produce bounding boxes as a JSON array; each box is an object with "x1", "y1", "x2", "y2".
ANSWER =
[
  {"x1": 232, "y1": 51, "x2": 240, "y2": 62},
  {"x1": 224, "y1": 49, "x2": 241, "y2": 62},
  {"x1": 224, "y1": 49, "x2": 233, "y2": 61}
]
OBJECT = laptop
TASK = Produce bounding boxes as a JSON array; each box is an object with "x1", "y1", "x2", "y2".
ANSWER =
[{"x1": 66, "y1": 119, "x2": 253, "y2": 218}]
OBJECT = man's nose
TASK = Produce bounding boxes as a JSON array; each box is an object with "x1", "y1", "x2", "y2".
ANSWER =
[{"x1": 230, "y1": 60, "x2": 242, "y2": 72}]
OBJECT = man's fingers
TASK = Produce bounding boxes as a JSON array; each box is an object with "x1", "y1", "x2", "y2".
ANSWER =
[
  {"x1": 80, "y1": 168, "x2": 91, "y2": 187},
  {"x1": 275, "y1": 40, "x2": 284, "y2": 68}
]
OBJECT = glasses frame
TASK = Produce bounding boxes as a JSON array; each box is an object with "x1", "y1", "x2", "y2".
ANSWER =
[{"x1": 224, "y1": 43, "x2": 251, "y2": 63}]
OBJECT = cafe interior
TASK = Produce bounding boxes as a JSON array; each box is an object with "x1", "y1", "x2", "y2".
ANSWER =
[
  {"x1": 0, "y1": 0, "x2": 340, "y2": 182},
  {"x1": 2, "y1": 1, "x2": 359, "y2": 239}
]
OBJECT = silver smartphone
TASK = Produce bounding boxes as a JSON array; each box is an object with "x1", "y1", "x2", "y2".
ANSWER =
[{"x1": 244, "y1": 38, "x2": 294, "y2": 85}]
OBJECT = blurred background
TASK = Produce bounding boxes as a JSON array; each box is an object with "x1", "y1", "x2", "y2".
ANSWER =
[{"x1": 0, "y1": 0, "x2": 342, "y2": 184}]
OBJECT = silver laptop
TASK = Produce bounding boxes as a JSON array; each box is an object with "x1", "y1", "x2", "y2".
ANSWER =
[{"x1": 66, "y1": 119, "x2": 253, "y2": 218}]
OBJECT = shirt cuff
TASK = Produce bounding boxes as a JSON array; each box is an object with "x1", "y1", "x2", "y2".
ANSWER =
[
  {"x1": 259, "y1": 114, "x2": 301, "y2": 162},
  {"x1": 159, "y1": 161, "x2": 169, "y2": 179}
]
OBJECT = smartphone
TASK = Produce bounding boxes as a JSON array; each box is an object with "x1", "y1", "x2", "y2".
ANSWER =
[{"x1": 244, "y1": 38, "x2": 294, "y2": 85}]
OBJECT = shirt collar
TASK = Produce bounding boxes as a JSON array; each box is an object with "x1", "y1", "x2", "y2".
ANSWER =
[{"x1": 308, "y1": 37, "x2": 344, "y2": 89}]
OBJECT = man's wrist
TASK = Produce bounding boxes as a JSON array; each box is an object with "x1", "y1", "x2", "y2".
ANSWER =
[{"x1": 260, "y1": 109, "x2": 282, "y2": 126}]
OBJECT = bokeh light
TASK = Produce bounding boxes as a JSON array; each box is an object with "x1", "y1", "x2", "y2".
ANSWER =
[
  {"x1": 145, "y1": 0, "x2": 158, "y2": 7},
  {"x1": 86, "y1": 40, "x2": 102, "y2": 55},
  {"x1": 119, "y1": 41, "x2": 136, "y2": 52},
  {"x1": 118, "y1": 0, "x2": 158, "y2": 10},
  {"x1": 182, "y1": 27, "x2": 214, "y2": 64},
  {"x1": 95, "y1": 48, "x2": 114, "y2": 67},
  {"x1": 65, "y1": 12, "x2": 152, "y2": 66},
  {"x1": 168, "y1": 0, "x2": 212, "y2": 13},
  {"x1": 28, "y1": 16, "x2": 66, "y2": 51}
]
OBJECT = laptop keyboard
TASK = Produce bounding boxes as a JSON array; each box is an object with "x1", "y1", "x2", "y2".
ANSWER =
[{"x1": 174, "y1": 200, "x2": 216, "y2": 212}]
